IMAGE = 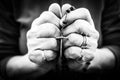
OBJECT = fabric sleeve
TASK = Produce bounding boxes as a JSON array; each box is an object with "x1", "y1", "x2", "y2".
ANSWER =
[
  {"x1": 101, "y1": 0, "x2": 120, "y2": 71},
  {"x1": 0, "y1": 0, "x2": 21, "y2": 79}
]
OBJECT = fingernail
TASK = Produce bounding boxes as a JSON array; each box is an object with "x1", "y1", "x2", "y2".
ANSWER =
[
  {"x1": 70, "y1": 6, "x2": 75, "y2": 11},
  {"x1": 66, "y1": 9, "x2": 70, "y2": 13},
  {"x1": 63, "y1": 21, "x2": 67, "y2": 24}
]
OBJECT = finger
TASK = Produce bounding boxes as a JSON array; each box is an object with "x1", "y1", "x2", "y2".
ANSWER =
[
  {"x1": 81, "y1": 49, "x2": 94, "y2": 62},
  {"x1": 29, "y1": 50, "x2": 46, "y2": 65},
  {"x1": 64, "y1": 46, "x2": 82, "y2": 59},
  {"x1": 31, "y1": 11, "x2": 60, "y2": 28},
  {"x1": 60, "y1": 8, "x2": 94, "y2": 27},
  {"x1": 44, "y1": 50, "x2": 56, "y2": 61},
  {"x1": 63, "y1": 33, "x2": 98, "y2": 49},
  {"x1": 61, "y1": 3, "x2": 72, "y2": 16},
  {"x1": 27, "y1": 38, "x2": 58, "y2": 51},
  {"x1": 48, "y1": 3, "x2": 62, "y2": 18},
  {"x1": 67, "y1": 49, "x2": 95, "y2": 71},
  {"x1": 29, "y1": 50, "x2": 56, "y2": 65},
  {"x1": 62, "y1": 19, "x2": 99, "y2": 39},
  {"x1": 27, "y1": 23, "x2": 60, "y2": 38},
  {"x1": 86, "y1": 52, "x2": 102, "y2": 72}
]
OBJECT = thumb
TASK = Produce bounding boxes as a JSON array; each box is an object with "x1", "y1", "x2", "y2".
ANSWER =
[
  {"x1": 48, "y1": 3, "x2": 62, "y2": 18},
  {"x1": 61, "y1": 3, "x2": 72, "y2": 16}
]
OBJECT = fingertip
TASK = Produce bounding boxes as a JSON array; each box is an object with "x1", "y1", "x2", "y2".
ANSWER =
[
  {"x1": 44, "y1": 50, "x2": 56, "y2": 61},
  {"x1": 48, "y1": 3, "x2": 62, "y2": 18},
  {"x1": 64, "y1": 47, "x2": 82, "y2": 59},
  {"x1": 61, "y1": 3, "x2": 72, "y2": 16},
  {"x1": 29, "y1": 50, "x2": 45, "y2": 64}
]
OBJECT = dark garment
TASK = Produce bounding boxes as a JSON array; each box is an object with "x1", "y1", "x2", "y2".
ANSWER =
[{"x1": 0, "y1": 0, "x2": 120, "y2": 80}]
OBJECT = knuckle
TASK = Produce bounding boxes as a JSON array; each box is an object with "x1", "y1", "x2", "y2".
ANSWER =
[
  {"x1": 27, "y1": 29, "x2": 38, "y2": 39},
  {"x1": 64, "y1": 47, "x2": 81, "y2": 59},
  {"x1": 27, "y1": 38, "x2": 57, "y2": 50},
  {"x1": 26, "y1": 30, "x2": 31, "y2": 38},
  {"x1": 45, "y1": 38, "x2": 58, "y2": 49},
  {"x1": 32, "y1": 11, "x2": 60, "y2": 27},
  {"x1": 82, "y1": 52, "x2": 94, "y2": 62},
  {"x1": 80, "y1": 8, "x2": 90, "y2": 15},
  {"x1": 95, "y1": 31, "x2": 99, "y2": 39},
  {"x1": 29, "y1": 50, "x2": 45, "y2": 64},
  {"x1": 27, "y1": 39, "x2": 36, "y2": 50},
  {"x1": 82, "y1": 49, "x2": 94, "y2": 58},
  {"x1": 68, "y1": 33, "x2": 82, "y2": 46},
  {"x1": 26, "y1": 30, "x2": 34, "y2": 39},
  {"x1": 91, "y1": 30, "x2": 99, "y2": 39},
  {"x1": 74, "y1": 19, "x2": 90, "y2": 31},
  {"x1": 74, "y1": 20, "x2": 83, "y2": 28},
  {"x1": 49, "y1": 38, "x2": 58, "y2": 48},
  {"x1": 28, "y1": 23, "x2": 60, "y2": 38},
  {"x1": 42, "y1": 23, "x2": 60, "y2": 37},
  {"x1": 50, "y1": 38, "x2": 57, "y2": 44},
  {"x1": 44, "y1": 50, "x2": 56, "y2": 61},
  {"x1": 94, "y1": 42, "x2": 98, "y2": 48},
  {"x1": 44, "y1": 23, "x2": 55, "y2": 31},
  {"x1": 49, "y1": 24, "x2": 60, "y2": 33},
  {"x1": 68, "y1": 33, "x2": 76, "y2": 38},
  {"x1": 40, "y1": 11, "x2": 55, "y2": 21},
  {"x1": 75, "y1": 19, "x2": 86, "y2": 24},
  {"x1": 64, "y1": 47, "x2": 72, "y2": 58},
  {"x1": 92, "y1": 40, "x2": 98, "y2": 48},
  {"x1": 88, "y1": 38, "x2": 98, "y2": 49}
]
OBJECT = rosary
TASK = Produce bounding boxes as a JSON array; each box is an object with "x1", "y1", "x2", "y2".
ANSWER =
[{"x1": 56, "y1": 6, "x2": 75, "y2": 70}]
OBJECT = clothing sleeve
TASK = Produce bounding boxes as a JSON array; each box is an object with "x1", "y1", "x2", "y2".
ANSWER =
[
  {"x1": 101, "y1": 0, "x2": 120, "y2": 71},
  {"x1": 0, "y1": 0, "x2": 21, "y2": 79}
]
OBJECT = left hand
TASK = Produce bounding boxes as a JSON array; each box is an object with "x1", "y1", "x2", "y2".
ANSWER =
[{"x1": 60, "y1": 4, "x2": 99, "y2": 72}]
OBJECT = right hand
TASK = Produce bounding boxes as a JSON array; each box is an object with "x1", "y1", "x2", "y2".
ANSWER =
[
  {"x1": 60, "y1": 4, "x2": 99, "y2": 72},
  {"x1": 27, "y1": 3, "x2": 61, "y2": 66}
]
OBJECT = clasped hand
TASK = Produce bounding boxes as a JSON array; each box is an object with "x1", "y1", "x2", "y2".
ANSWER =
[{"x1": 27, "y1": 3, "x2": 99, "y2": 72}]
